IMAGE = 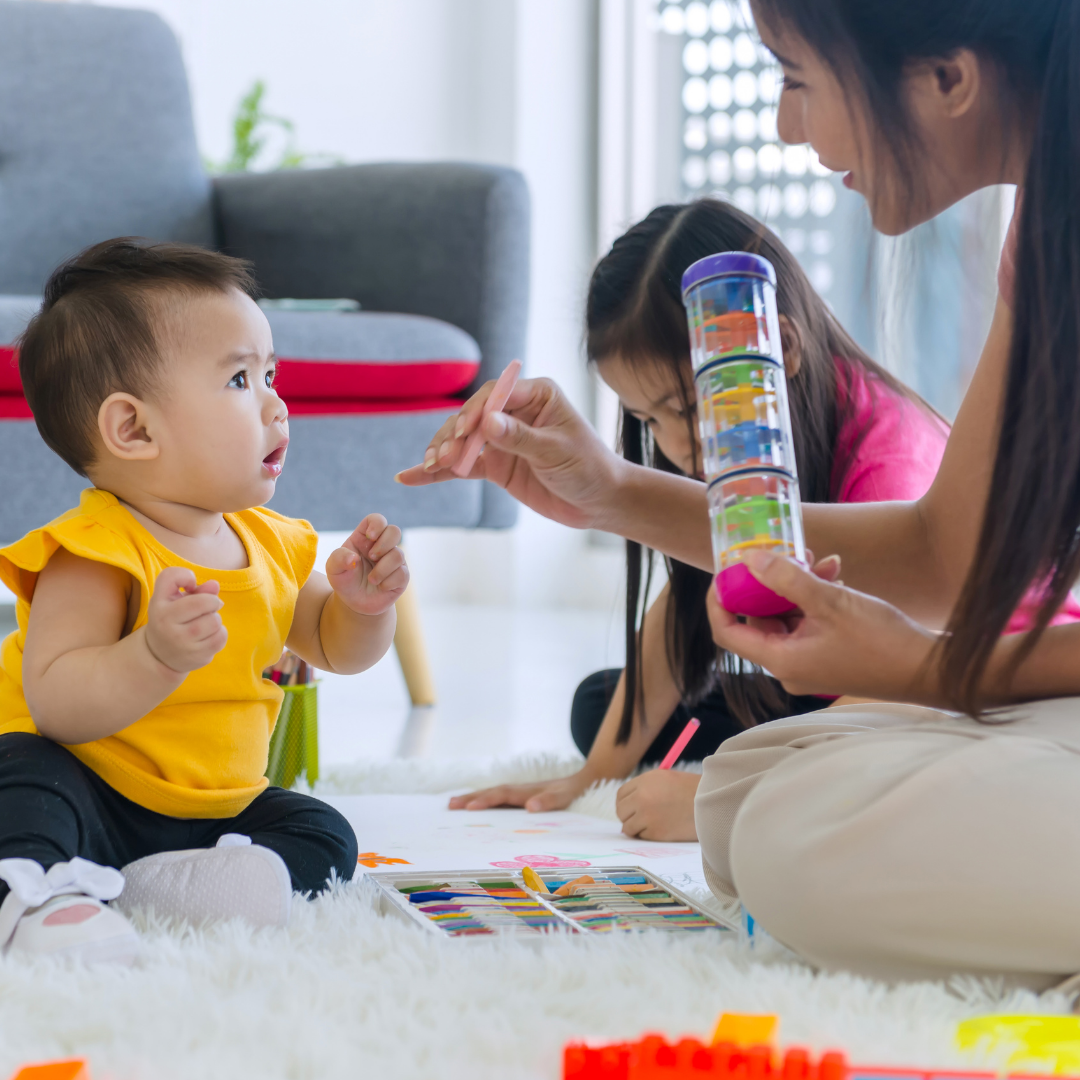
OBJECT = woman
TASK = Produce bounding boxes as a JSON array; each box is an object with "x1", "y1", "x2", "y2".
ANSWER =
[{"x1": 399, "y1": 0, "x2": 1080, "y2": 986}]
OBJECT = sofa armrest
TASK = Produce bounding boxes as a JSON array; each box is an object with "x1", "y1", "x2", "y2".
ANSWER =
[{"x1": 212, "y1": 162, "x2": 530, "y2": 393}]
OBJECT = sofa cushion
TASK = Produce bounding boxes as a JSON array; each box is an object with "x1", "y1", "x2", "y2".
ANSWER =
[
  {"x1": 263, "y1": 309, "x2": 481, "y2": 399},
  {"x1": 0, "y1": 298, "x2": 482, "y2": 410}
]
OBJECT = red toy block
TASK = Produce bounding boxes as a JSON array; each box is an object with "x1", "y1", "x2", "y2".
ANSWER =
[
  {"x1": 10, "y1": 1061, "x2": 90, "y2": 1080},
  {"x1": 628, "y1": 1035, "x2": 716, "y2": 1079},
  {"x1": 565, "y1": 1032, "x2": 1080, "y2": 1080},
  {"x1": 564, "y1": 1042, "x2": 632, "y2": 1080},
  {"x1": 819, "y1": 1053, "x2": 848, "y2": 1080}
]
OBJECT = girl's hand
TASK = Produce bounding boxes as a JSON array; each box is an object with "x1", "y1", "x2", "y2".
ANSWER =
[
  {"x1": 325, "y1": 514, "x2": 409, "y2": 616},
  {"x1": 448, "y1": 771, "x2": 594, "y2": 813},
  {"x1": 395, "y1": 376, "x2": 624, "y2": 532},
  {"x1": 615, "y1": 770, "x2": 700, "y2": 841},
  {"x1": 707, "y1": 549, "x2": 939, "y2": 702}
]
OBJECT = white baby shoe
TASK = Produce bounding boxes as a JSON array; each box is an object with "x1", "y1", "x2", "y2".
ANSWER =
[
  {"x1": 0, "y1": 857, "x2": 138, "y2": 965},
  {"x1": 8, "y1": 895, "x2": 139, "y2": 965},
  {"x1": 112, "y1": 834, "x2": 292, "y2": 929}
]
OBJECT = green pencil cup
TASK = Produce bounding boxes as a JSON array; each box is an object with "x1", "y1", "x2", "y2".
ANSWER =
[{"x1": 265, "y1": 682, "x2": 319, "y2": 789}]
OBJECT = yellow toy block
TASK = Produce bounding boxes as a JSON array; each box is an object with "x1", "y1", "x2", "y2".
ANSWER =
[
  {"x1": 957, "y1": 1015, "x2": 1080, "y2": 1075},
  {"x1": 11, "y1": 1061, "x2": 89, "y2": 1080},
  {"x1": 711, "y1": 1013, "x2": 779, "y2": 1048}
]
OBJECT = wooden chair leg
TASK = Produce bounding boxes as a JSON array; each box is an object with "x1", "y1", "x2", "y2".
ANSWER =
[{"x1": 393, "y1": 584, "x2": 437, "y2": 706}]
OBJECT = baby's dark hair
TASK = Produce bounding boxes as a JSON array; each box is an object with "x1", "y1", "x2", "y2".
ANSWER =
[{"x1": 19, "y1": 237, "x2": 257, "y2": 477}]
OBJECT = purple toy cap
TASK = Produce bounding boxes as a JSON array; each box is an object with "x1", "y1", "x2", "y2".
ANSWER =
[{"x1": 681, "y1": 251, "x2": 777, "y2": 296}]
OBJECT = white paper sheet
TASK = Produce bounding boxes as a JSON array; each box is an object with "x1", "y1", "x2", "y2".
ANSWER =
[{"x1": 320, "y1": 794, "x2": 708, "y2": 891}]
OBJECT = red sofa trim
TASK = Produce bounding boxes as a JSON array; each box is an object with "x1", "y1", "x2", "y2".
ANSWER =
[{"x1": 0, "y1": 347, "x2": 479, "y2": 401}]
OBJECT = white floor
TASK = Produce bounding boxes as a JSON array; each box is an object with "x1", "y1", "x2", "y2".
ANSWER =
[{"x1": 317, "y1": 603, "x2": 626, "y2": 767}]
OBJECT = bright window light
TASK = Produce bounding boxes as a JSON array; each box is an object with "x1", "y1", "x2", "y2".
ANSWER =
[
  {"x1": 733, "y1": 33, "x2": 757, "y2": 67},
  {"x1": 683, "y1": 39, "x2": 709, "y2": 75},
  {"x1": 732, "y1": 108, "x2": 757, "y2": 141},
  {"x1": 709, "y1": 74, "x2": 733, "y2": 110},
  {"x1": 708, "y1": 111, "x2": 732, "y2": 144},
  {"x1": 685, "y1": 1, "x2": 710, "y2": 36},
  {"x1": 710, "y1": 37, "x2": 733, "y2": 71},
  {"x1": 683, "y1": 77, "x2": 709, "y2": 113},
  {"x1": 684, "y1": 116, "x2": 708, "y2": 151}
]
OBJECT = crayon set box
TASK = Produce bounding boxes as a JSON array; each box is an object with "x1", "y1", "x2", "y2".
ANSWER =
[{"x1": 367, "y1": 866, "x2": 728, "y2": 938}]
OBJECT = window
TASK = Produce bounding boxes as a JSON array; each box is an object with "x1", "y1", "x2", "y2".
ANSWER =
[{"x1": 662, "y1": 0, "x2": 843, "y2": 304}]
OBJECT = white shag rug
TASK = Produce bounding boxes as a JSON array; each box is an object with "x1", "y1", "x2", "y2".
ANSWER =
[{"x1": 0, "y1": 752, "x2": 1070, "y2": 1080}]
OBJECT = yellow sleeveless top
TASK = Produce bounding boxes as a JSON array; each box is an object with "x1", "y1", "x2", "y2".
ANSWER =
[{"x1": 0, "y1": 489, "x2": 317, "y2": 818}]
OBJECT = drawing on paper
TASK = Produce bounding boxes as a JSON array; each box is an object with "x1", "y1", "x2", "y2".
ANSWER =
[
  {"x1": 489, "y1": 854, "x2": 593, "y2": 869},
  {"x1": 357, "y1": 852, "x2": 412, "y2": 868}
]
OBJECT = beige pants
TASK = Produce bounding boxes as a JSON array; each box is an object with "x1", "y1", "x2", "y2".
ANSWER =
[{"x1": 695, "y1": 700, "x2": 1080, "y2": 987}]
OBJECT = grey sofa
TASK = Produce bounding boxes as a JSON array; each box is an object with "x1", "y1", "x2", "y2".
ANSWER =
[{"x1": 0, "y1": 0, "x2": 529, "y2": 541}]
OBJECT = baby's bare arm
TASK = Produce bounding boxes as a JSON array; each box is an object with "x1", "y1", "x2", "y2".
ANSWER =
[
  {"x1": 22, "y1": 549, "x2": 192, "y2": 743},
  {"x1": 287, "y1": 572, "x2": 397, "y2": 675}
]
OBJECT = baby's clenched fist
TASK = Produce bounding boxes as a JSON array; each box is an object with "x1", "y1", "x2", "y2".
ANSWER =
[{"x1": 144, "y1": 566, "x2": 227, "y2": 673}]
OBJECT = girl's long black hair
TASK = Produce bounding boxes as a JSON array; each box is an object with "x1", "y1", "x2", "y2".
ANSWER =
[
  {"x1": 751, "y1": 0, "x2": 1080, "y2": 715},
  {"x1": 587, "y1": 198, "x2": 931, "y2": 740}
]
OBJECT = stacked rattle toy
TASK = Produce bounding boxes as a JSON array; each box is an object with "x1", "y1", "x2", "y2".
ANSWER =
[{"x1": 682, "y1": 252, "x2": 806, "y2": 617}]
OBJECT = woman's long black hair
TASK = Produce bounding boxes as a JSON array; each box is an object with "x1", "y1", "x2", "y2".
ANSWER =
[
  {"x1": 751, "y1": 0, "x2": 1080, "y2": 715},
  {"x1": 587, "y1": 198, "x2": 931, "y2": 740}
]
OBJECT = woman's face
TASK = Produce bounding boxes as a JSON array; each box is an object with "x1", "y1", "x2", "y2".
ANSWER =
[
  {"x1": 755, "y1": 8, "x2": 1015, "y2": 234},
  {"x1": 597, "y1": 355, "x2": 701, "y2": 479}
]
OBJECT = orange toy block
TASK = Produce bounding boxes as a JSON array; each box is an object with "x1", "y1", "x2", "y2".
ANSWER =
[
  {"x1": 712, "y1": 1014, "x2": 779, "y2": 1050},
  {"x1": 10, "y1": 1060, "x2": 90, "y2": 1080}
]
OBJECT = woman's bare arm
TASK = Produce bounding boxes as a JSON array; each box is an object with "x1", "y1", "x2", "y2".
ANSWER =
[{"x1": 401, "y1": 297, "x2": 1010, "y2": 624}]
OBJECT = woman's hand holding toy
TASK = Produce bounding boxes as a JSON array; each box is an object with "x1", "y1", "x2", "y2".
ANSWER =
[{"x1": 707, "y1": 548, "x2": 939, "y2": 703}]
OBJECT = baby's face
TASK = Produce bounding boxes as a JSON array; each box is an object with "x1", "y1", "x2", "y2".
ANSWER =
[{"x1": 148, "y1": 288, "x2": 288, "y2": 512}]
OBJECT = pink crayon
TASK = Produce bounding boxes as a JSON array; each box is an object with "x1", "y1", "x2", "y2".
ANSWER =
[
  {"x1": 452, "y1": 359, "x2": 523, "y2": 478},
  {"x1": 658, "y1": 716, "x2": 701, "y2": 770}
]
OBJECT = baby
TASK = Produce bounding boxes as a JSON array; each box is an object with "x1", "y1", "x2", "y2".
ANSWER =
[{"x1": 0, "y1": 238, "x2": 407, "y2": 964}]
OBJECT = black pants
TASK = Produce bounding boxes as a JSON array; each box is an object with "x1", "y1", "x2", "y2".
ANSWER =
[
  {"x1": 570, "y1": 669, "x2": 826, "y2": 765},
  {"x1": 0, "y1": 733, "x2": 358, "y2": 905}
]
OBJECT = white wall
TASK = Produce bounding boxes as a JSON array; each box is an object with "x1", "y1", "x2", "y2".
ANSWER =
[{"x1": 103, "y1": 0, "x2": 625, "y2": 612}]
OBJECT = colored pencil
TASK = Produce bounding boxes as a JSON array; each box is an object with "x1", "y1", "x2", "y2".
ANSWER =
[
  {"x1": 452, "y1": 359, "x2": 523, "y2": 477},
  {"x1": 658, "y1": 717, "x2": 701, "y2": 770}
]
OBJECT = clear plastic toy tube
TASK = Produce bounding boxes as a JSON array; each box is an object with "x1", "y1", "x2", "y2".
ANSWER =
[{"x1": 682, "y1": 252, "x2": 806, "y2": 617}]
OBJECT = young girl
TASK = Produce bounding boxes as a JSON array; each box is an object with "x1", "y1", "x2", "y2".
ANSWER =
[
  {"x1": 404, "y1": 0, "x2": 1080, "y2": 985},
  {"x1": 451, "y1": 199, "x2": 981, "y2": 837},
  {"x1": 0, "y1": 238, "x2": 407, "y2": 964}
]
